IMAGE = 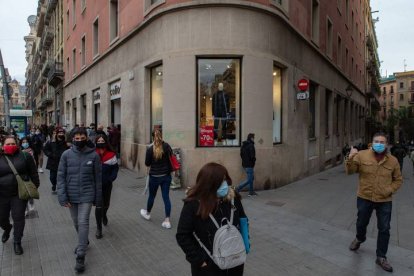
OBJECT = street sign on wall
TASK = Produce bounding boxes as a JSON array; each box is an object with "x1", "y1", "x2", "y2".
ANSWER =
[{"x1": 298, "y1": 78, "x2": 309, "y2": 91}]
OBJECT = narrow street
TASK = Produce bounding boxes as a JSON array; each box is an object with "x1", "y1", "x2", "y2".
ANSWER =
[{"x1": 1, "y1": 159, "x2": 413, "y2": 276}]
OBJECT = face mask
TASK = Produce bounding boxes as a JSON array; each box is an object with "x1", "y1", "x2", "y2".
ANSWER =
[
  {"x1": 96, "y1": 143, "x2": 106, "y2": 148},
  {"x1": 22, "y1": 143, "x2": 29, "y2": 149},
  {"x1": 217, "y1": 180, "x2": 229, "y2": 198},
  {"x1": 3, "y1": 145, "x2": 19, "y2": 155},
  {"x1": 372, "y1": 143, "x2": 385, "y2": 153},
  {"x1": 74, "y1": 140, "x2": 87, "y2": 149}
]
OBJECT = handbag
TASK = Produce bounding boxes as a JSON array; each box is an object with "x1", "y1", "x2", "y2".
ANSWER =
[
  {"x1": 169, "y1": 148, "x2": 180, "y2": 171},
  {"x1": 5, "y1": 156, "x2": 39, "y2": 200}
]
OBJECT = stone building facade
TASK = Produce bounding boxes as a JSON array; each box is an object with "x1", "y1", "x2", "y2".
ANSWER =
[{"x1": 61, "y1": 0, "x2": 371, "y2": 188}]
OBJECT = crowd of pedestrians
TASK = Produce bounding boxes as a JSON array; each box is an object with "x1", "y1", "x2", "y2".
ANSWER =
[{"x1": 1, "y1": 123, "x2": 413, "y2": 274}]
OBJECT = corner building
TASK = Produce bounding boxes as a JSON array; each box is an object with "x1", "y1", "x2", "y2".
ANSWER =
[{"x1": 64, "y1": 0, "x2": 368, "y2": 188}]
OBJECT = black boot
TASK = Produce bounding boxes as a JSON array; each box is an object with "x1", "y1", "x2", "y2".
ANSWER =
[
  {"x1": 95, "y1": 207, "x2": 103, "y2": 239},
  {"x1": 2, "y1": 224, "x2": 12, "y2": 243},
  {"x1": 52, "y1": 185, "x2": 57, "y2": 194},
  {"x1": 75, "y1": 256, "x2": 85, "y2": 273},
  {"x1": 102, "y1": 208, "x2": 108, "y2": 226},
  {"x1": 14, "y1": 242, "x2": 23, "y2": 255}
]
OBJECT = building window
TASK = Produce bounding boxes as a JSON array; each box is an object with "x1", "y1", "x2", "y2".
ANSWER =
[
  {"x1": 66, "y1": 10, "x2": 70, "y2": 37},
  {"x1": 72, "y1": 48, "x2": 76, "y2": 75},
  {"x1": 400, "y1": 94, "x2": 404, "y2": 101},
  {"x1": 150, "y1": 64, "x2": 163, "y2": 134},
  {"x1": 383, "y1": 86, "x2": 386, "y2": 94},
  {"x1": 337, "y1": 35, "x2": 342, "y2": 67},
  {"x1": 345, "y1": 48, "x2": 348, "y2": 75},
  {"x1": 270, "y1": 0, "x2": 289, "y2": 12},
  {"x1": 345, "y1": 0, "x2": 349, "y2": 26},
  {"x1": 351, "y1": 57, "x2": 354, "y2": 79},
  {"x1": 81, "y1": 35, "x2": 86, "y2": 67},
  {"x1": 144, "y1": 0, "x2": 166, "y2": 15},
  {"x1": 72, "y1": 0, "x2": 76, "y2": 27},
  {"x1": 81, "y1": 0, "x2": 86, "y2": 12},
  {"x1": 391, "y1": 85, "x2": 394, "y2": 93},
  {"x1": 309, "y1": 82, "x2": 317, "y2": 139},
  {"x1": 93, "y1": 18, "x2": 99, "y2": 57},
  {"x1": 400, "y1": 82, "x2": 404, "y2": 88},
  {"x1": 411, "y1": 81, "x2": 414, "y2": 90},
  {"x1": 109, "y1": 0, "x2": 119, "y2": 42},
  {"x1": 326, "y1": 18, "x2": 333, "y2": 57},
  {"x1": 273, "y1": 65, "x2": 282, "y2": 144},
  {"x1": 351, "y1": 11, "x2": 354, "y2": 37},
  {"x1": 311, "y1": 0, "x2": 320, "y2": 44},
  {"x1": 334, "y1": 95, "x2": 340, "y2": 135},
  {"x1": 67, "y1": 57, "x2": 70, "y2": 76},
  {"x1": 325, "y1": 90, "x2": 332, "y2": 137},
  {"x1": 197, "y1": 58, "x2": 241, "y2": 147},
  {"x1": 337, "y1": 0, "x2": 342, "y2": 13}
]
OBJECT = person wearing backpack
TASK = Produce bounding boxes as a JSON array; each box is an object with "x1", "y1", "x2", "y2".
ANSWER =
[
  {"x1": 236, "y1": 133, "x2": 257, "y2": 196},
  {"x1": 176, "y1": 162, "x2": 247, "y2": 276}
]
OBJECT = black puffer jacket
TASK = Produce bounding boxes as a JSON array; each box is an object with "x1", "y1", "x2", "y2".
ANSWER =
[
  {"x1": 43, "y1": 140, "x2": 69, "y2": 171},
  {"x1": 145, "y1": 142, "x2": 172, "y2": 176},
  {"x1": 176, "y1": 195, "x2": 246, "y2": 271},
  {"x1": 240, "y1": 140, "x2": 256, "y2": 168},
  {"x1": 0, "y1": 151, "x2": 40, "y2": 199}
]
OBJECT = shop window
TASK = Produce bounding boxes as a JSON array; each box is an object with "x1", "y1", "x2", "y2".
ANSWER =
[
  {"x1": 151, "y1": 64, "x2": 163, "y2": 134},
  {"x1": 273, "y1": 65, "x2": 282, "y2": 144},
  {"x1": 197, "y1": 58, "x2": 241, "y2": 147},
  {"x1": 308, "y1": 82, "x2": 317, "y2": 139}
]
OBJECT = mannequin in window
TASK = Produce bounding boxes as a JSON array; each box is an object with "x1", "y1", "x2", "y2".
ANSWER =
[{"x1": 212, "y1": 82, "x2": 230, "y2": 142}]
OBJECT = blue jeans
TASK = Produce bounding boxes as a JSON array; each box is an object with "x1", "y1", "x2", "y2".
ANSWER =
[
  {"x1": 69, "y1": 203, "x2": 93, "y2": 257},
  {"x1": 147, "y1": 175, "x2": 172, "y2": 218},
  {"x1": 237, "y1": 168, "x2": 255, "y2": 193},
  {"x1": 356, "y1": 197, "x2": 392, "y2": 258}
]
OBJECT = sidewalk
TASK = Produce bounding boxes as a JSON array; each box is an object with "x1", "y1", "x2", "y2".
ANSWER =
[{"x1": 1, "y1": 158, "x2": 413, "y2": 275}]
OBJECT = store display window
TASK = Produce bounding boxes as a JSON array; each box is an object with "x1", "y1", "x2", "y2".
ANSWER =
[
  {"x1": 197, "y1": 58, "x2": 241, "y2": 147},
  {"x1": 151, "y1": 64, "x2": 163, "y2": 134}
]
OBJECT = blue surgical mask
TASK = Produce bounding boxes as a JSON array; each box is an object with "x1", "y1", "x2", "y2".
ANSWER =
[
  {"x1": 22, "y1": 143, "x2": 29, "y2": 149},
  {"x1": 217, "y1": 180, "x2": 229, "y2": 198},
  {"x1": 372, "y1": 143, "x2": 385, "y2": 153}
]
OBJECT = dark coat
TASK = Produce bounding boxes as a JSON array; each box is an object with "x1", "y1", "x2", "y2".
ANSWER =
[
  {"x1": 145, "y1": 142, "x2": 172, "y2": 176},
  {"x1": 240, "y1": 140, "x2": 256, "y2": 168},
  {"x1": 57, "y1": 144, "x2": 102, "y2": 207},
  {"x1": 391, "y1": 145, "x2": 406, "y2": 162},
  {"x1": 109, "y1": 128, "x2": 121, "y2": 147},
  {"x1": 0, "y1": 151, "x2": 40, "y2": 199},
  {"x1": 176, "y1": 196, "x2": 246, "y2": 275},
  {"x1": 29, "y1": 134, "x2": 45, "y2": 152},
  {"x1": 43, "y1": 140, "x2": 69, "y2": 171}
]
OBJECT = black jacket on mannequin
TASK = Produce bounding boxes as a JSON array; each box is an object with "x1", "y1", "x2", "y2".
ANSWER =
[{"x1": 212, "y1": 91, "x2": 230, "y2": 118}]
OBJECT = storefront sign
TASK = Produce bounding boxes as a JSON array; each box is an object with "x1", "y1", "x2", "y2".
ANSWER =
[
  {"x1": 200, "y1": 126, "x2": 214, "y2": 146},
  {"x1": 110, "y1": 81, "x2": 121, "y2": 100},
  {"x1": 93, "y1": 90, "x2": 101, "y2": 104}
]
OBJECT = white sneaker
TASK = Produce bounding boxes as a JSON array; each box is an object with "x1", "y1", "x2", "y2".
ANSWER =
[
  {"x1": 162, "y1": 221, "x2": 171, "y2": 229},
  {"x1": 140, "y1": 209, "x2": 151, "y2": 220},
  {"x1": 25, "y1": 210, "x2": 29, "y2": 217},
  {"x1": 28, "y1": 203, "x2": 35, "y2": 212},
  {"x1": 38, "y1": 168, "x2": 44, "y2": 173}
]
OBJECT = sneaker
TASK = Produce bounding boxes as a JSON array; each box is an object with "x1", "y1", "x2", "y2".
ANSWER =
[
  {"x1": 38, "y1": 168, "x2": 44, "y2": 173},
  {"x1": 52, "y1": 185, "x2": 56, "y2": 192},
  {"x1": 28, "y1": 202, "x2": 35, "y2": 212},
  {"x1": 162, "y1": 221, "x2": 171, "y2": 229},
  {"x1": 25, "y1": 210, "x2": 29, "y2": 217},
  {"x1": 376, "y1": 257, "x2": 393, "y2": 273},
  {"x1": 349, "y1": 238, "x2": 362, "y2": 251},
  {"x1": 75, "y1": 256, "x2": 85, "y2": 273},
  {"x1": 248, "y1": 191, "x2": 258, "y2": 197},
  {"x1": 140, "y1": 209, "x2": 151, "y2": 220}
]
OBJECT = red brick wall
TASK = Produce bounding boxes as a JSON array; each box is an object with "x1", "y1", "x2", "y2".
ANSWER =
[{"x1": 64, "y1": 0, "x2": 366, "y2": 89}]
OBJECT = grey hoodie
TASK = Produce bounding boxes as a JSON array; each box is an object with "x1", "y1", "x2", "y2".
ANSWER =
[{"x1": 57, "y1": 143, "x2": 102, "y2": 206}]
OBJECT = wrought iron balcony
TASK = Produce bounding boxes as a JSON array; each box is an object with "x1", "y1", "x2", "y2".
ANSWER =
[
  {"x1": 45, "y1": 0, "x2": 57, "y2": 24},
  {"x1": 48, "y1": 61, "x2": 64, "y2": 87},
  {"x1": 42, "y1": 60, "x2": 52, "y2": 77},
  {"x1": 42, "y1": 26, "x2": 54, "y2": 49}
]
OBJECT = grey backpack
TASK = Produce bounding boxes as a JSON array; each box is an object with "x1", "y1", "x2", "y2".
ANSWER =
[{"x1": 193, "y1": 200, "x2": 246, "y2": 270}]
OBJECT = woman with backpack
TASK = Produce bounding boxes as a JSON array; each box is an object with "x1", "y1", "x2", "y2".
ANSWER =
[
  {"x1": 140, "y1": 129, "x2": 174, "y2": 229},
  {"x1": 176, "y1": 162, "x2": 247, "y2": 276},
  {"x1": 0, "y1": 136, "x2": 39, "y2": 255},
  {"x1": 94, "y1": 134, "x2": 119, "y2": 239}
]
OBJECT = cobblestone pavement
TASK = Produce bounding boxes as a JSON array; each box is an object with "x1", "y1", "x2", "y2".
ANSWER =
[{"x1": 1, "y1": 158, "x2": 414, "y2": 276}]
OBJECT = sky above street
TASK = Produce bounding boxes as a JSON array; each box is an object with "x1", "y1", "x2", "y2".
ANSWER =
[{"x1": 0, "y1": 0, "x2": 412, "y2": 84}]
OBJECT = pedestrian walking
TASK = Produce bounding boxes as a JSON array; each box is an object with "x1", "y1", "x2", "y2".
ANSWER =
[
  {"x1": 140, "y1": 129, "x2": 173, "y2": 229},
  {"x1": 30, "y1": 128, "x2": 45, "y2": 173},
  {"x1": 176, "y1": 162, "x2": 247, "y2": 276},
  {"x1": 390, "y1": 141, "x2": 406, "y2": 172},
  {"x1": 346, "y1": 132, "x2": 402, "y2": 273},
  {"x1": 236, "y1": 133, "x2": 257, "y2": 196},
  {"x1": 20, "y1": 137, "x2": 36, "y2": 216},
  {"x1": 94, "y1": 134, "x2": 119, "y2": 239},
  {"x1": 108, "y1": 125, "x2": 121, "y2": 157},
  {"x1": 57, "y1": 128, "x2": 102, "y2": 273},
  {"x1": 96, "y1": 125, "x2": 107, "y2": 137},
  {"x1": 87, "y1": 123, "x2": 97, "y2": 143},
  {"x1": 0, "y1": 136, "x2": 39, "y2": 255},
  {"x1": 43, "y1": 128, "x2": 69, "y2": 194}
]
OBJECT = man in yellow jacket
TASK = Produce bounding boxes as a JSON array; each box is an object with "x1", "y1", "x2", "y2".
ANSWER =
[{"x1": 345, "y1": 132, "x2": 402, "y2": 273}]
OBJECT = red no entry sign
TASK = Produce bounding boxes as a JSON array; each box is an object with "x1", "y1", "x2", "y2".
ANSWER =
[{"x1": 298, "y1": 79, "x2": 309, "y2": 91}]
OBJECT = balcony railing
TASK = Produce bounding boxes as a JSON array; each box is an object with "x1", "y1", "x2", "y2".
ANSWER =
[
  {"x1": 45, "y1": 0, "x2": 57, "y2": 24},
  {"x1": 42, "y1": 60, "x2": 52, "y2": 77},
  {"x1": 42, "y1": 26, "x2": 54, "y2": 49},
  {"x1": 48, "y1": 61, "x2": 64, "y2": 87}
]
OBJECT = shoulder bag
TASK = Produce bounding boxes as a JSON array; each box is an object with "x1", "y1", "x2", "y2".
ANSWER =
[{"x1": 4, "y1": 156, "x2": 39, "y2": 200}]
